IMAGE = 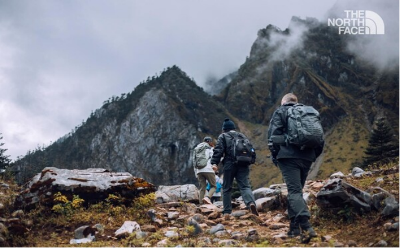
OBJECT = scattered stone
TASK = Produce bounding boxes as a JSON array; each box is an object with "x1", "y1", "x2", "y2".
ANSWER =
[
  {"x1": 142, "y1": 242, "x2": 152, "y2": 247},
  {"x1": 330, "y1": 171, "x2": 345, "y2": 179},
  {"x1": 352, "y1": 167, "x2": 365, "y2": 178},
  {"x1": 141, "y1": 225, "x2": 157, "y2": 232},
  {"x1": 114, "y1": 221, "x2": 141, "y2": 238},
  {"x1": 253, "y1": 187, "x2": 279, "y2": 200},
  {"x1": 156, "y1": 239, "x2": 169, "y2": 247},
  {"x1": 167, "y1": 211, "x2": 179, "y2": 220},
  {"x1": 164, "y1": 230, "x2": 179, "y2": 238},
  {"x1": 391, "y1": 222, "x2": 399, "y2": 231},
  {"x1": 231, "y1": 231, "x2": 244, "y2": 240},
  {"x1": 191, "y1": 214, "x2": 205, "y2": 223},
  {"x1": 73, "y1": 225, "x2": 96, "y2": 239},
  {"x1": 187, "y1": 218, "x2": 202, "y2": 235},
  {"x1": 272, "y1": 233, "x2": 287, "y2": 239},
  {"x1": 321, "y1": 235, "x2": 333, "y2": 242},
  {"x1": 255, "y1": 197, "x2": 278, "y2": 212},
  {"x1": 231, "y1": 210, "x2": 247, "y2": 218},
  {"x1": 374, "y1": 240, "x2": 388, "y2": 247},
  {"x1": 375, "y1": 178, "x2": 384, "y2": 183},
  {"x1": 208, "y1": 211, "x2": 220, "y2": 219},
  {"x1": 11, "y1": 210, "x2": 24, "y2": 218},
  {"x1": 218, "y1": 239, "x2": 237, "y2": 246},
  {"x1": 147, "y1": 209, "x2": 163, "y2": 225},
  {"x1": 272, "y1": 213, "x2": 285, "y2": 222},
  {"x1": 181, "y1": 203, "x2": 197, "y2": 214},
  {"x1": 215, "y1": 230, "x2": 228, "y2": 237},
  {"x1": 0, "y1": 223, "x2": 8, "y2": 236},
  {"x1": 245, "y1": 229, "x2": 259, "y2": 242},
  {"x1": 210, "y1": 224, "x2": 225, "y2": 234},
  {"x1": 334, "y1": 241, "x2": 345, "y2": 247},
  {"x1": 384, "y1": 222, "x2": 392, "y2": 231},
  {"x1": 70, "y1": 234, "x2": 95, "y2": 244}
]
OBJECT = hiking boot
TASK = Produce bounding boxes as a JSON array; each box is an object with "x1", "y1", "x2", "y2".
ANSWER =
[
  {"x1": 287, "y1": 218, "x2": 300, "y2": 238},
  {"x1": 223, "y1": 213, "x2": 232, "y2": 220},
  {"x1": 298, "y1": 216, "x2": 317, "y2": 243},
  {"x1": 249, "y1": 203, "x2": 259, "y2": 216},
  {"x1": 202, "y1": 197, "x2": 212, "y2": 205}
]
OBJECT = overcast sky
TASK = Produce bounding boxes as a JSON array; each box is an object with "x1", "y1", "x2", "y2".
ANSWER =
[{"x1": 0, "y1": 0, "x2": 398, "y2": 160}]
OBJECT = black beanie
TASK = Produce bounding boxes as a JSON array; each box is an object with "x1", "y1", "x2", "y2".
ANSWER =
[{"x1": 222, "y1": 118, "x2": 236, "y2": 131}]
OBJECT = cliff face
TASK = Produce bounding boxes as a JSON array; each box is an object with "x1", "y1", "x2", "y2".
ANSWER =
[{"x1": 13, "y1": 66, "x2": 231, "y2": 186}]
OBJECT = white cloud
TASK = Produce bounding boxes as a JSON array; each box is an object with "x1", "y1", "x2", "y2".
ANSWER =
[{"x1": 0, "y1": 0, "x2": 345, "y2": 160}]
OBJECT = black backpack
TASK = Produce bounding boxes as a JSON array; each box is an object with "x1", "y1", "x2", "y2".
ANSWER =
[
  {"x1": 286, "y1": 103, "x2": 324, "y2": 149},
  {"x1": 226, "y1": 132, "x2": 256, "y2": 165}
]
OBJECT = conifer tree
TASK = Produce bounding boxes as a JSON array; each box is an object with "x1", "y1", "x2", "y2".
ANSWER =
[
  {"x1": 0, "y1": 133, "x2": 11, "y2": 170},
  {"x1": 362, "y1": 118, "x2": 399, "y2": 168}
]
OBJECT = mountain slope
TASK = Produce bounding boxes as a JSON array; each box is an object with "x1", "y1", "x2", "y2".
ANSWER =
[
  {"x1": 12, "y1": 66, "x2": 231, "y2": 185},
  {"x1": 215, "y1": 17, "x2": 398, "y2": 183}
]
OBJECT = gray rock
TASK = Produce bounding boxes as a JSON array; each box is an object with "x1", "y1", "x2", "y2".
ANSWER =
[
  {"x1": 330, "y1": 171, "x2": 345, "y2": 179},
  {"x1": 156, "y1": 184, "x2": 199, "y2": 203},
  {"x1": 348, "y1": 240, "x2": 357, "y2": 247},
  {"x1": 164, "y1": 230, "x2": 179, "y2": 238},
  {"x1": 15, "y1": 167, "x2": 155, "y2": 209},
  {"x1": 381, "y1": 196, "x2": 399, "y2": 217},
  {"x1": 374, "y1": 240, "x2": 388, "y2": 247},
  {"x1": 253, "y1": 187, "x2": 279, "y2": 200},
  {"x1": 70, "y1": 234, "x2": 95, "y2": 244},
  {"x1": 74, "y1": 225, "x2": 96, "y2": 239},
  {"x1": 352, "y1": 167, "x2": 365, "y2": 177},
  {"x1": 255, "y1": 196, "x2": 278, "y2": 212},
  {"x1": 115, "y1": 221, "x2": 141, "y2": 238},
  {"x1": 215, "y1": 230, "x2": 228, "y2": 237},
  {"x1": 246, "y1": 229, "x2": 259, "y2": 242},
  {"x1": 316, "y1": 178, "x2": 372, "y2": 213},
  {"x1": 167, "y1": 211, "x2": 179, "y2": 220},
  {"x1": 11, "y1": 210, "x2": 24, "y2": 218},
  {"x1": 218, "y1": 239, "x2": 237, "y2": 246},
  {"x1": 210, "y1": 224, "x2": 225, "y2": 234},
  {"x1": 231, "y1": 210, "x2": 247, "y2": 217},
  {"x1": 187, "y1": 218, "x2": 202, "y2": 235}
]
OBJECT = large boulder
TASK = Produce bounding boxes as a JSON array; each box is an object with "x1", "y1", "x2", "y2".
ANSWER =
[
  {"x1": 316, "y1": 178, "x2": 372, "y2": 213},
  {"x1": 14, "y1": 167, "x2": 156, "y2": 209},
  {"x1": 155, "y1": 184, "x2": 198, "y2": 203}
]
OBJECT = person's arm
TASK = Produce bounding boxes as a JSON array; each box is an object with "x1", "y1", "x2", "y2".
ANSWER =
[
  {"x1": 267, "y1": 108, "x2": 285, "y2": 165},
  {"x1": 211, "y1": 134, "x2": 225, "y2": 167}
]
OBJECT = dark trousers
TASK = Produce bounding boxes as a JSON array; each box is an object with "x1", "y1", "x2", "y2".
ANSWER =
[
  {"x1": 278, "y1": 158, "x2": 312, "y2": 220},
  {"x1": 222, "y1": 165, "x2": 256, "y2": 214}
]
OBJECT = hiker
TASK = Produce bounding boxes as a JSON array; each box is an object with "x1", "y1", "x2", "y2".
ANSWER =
[
  {"x1": 267, "y1": 93, "x2": 324, "y2": 241},
  {"x1": 206, "y1": 166, "x2": 223, "y2": 203},
  {"x1": 193, "y1": 136, "x2": 216, "y2": 205},
  {"x1": 211, "y1": 118, "x2": 258, "y2": 219}
]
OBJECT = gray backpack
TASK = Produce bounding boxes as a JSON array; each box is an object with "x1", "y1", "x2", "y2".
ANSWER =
[
  {"x1": 286, "y1": 104, "x2": 324, "y2": 149},
  {"x1": 194, "y1": 143, "x2": 211, "y2": 169}
]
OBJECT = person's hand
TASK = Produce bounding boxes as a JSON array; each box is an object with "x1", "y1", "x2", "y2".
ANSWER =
[
  {"x1": 271, "y1": 157, "x2": 278, "y2": 167},
  {"x1": 212, "y1": 164, "x2": 218, "y2": 171}
]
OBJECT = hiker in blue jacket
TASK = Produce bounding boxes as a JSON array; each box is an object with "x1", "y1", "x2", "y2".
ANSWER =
[{"x1": 268, "y1": 93, "x2": 324, "y2": 242}]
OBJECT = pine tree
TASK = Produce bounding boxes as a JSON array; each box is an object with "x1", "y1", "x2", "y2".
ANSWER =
[
  {"x1": 362, "y1": 118, "x2": 399, "y2": 168},
  {"x1": 0, "y1": 133, "x2": 11, "y2": 170}
]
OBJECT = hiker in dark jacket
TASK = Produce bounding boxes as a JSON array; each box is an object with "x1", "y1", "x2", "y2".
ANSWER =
[
  {"x1": 267, "y1": 93, "x2": 324, "y2": 241},
  {"x1": 211, "y1": 118, "x2": 258, "y2": 219}
]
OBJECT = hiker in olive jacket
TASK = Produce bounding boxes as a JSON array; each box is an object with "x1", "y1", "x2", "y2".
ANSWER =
[
  {"x1": 268, "y1": 93, "x2": 324, "y2": 241},
  {"x1": 211, "y1": 118, "x2": 258, "y2": 218}
]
